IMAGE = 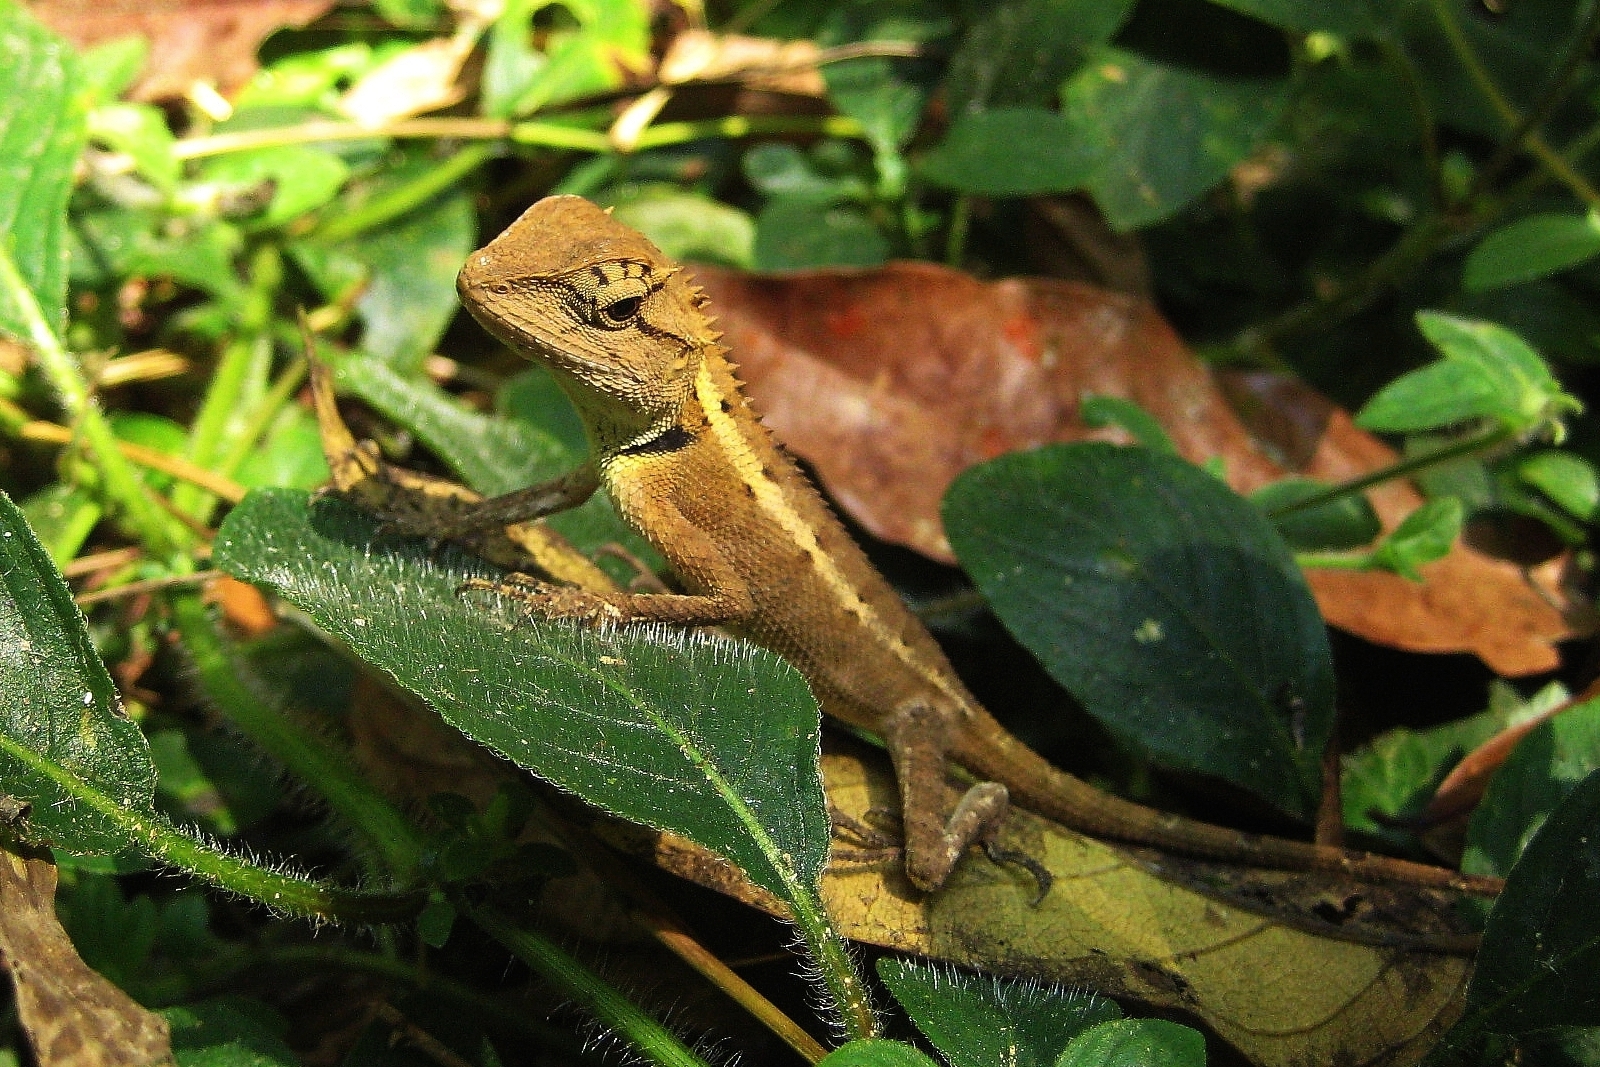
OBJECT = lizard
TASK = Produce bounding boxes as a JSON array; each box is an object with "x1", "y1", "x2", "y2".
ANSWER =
[{"x1": 322, "y1": 193, "x2": 1501, "y2": 897}]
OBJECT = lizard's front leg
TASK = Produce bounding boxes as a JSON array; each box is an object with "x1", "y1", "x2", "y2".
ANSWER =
[{"x1": 881, "y1": 699, "x2": 1011, "y2": 893}]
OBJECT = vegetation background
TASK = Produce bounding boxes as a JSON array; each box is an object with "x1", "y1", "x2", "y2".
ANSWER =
[{"x1": 2, "y1": 0, "x2": 1600, "y2": 1064}]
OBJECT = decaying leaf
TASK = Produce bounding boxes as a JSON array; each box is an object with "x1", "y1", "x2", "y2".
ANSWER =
[
  {"x1": 30, "y1": 0, "x2": 335, "y2": 100},
  {"x1": 619, "y1": 744, "x2": 1476, "y2": 1067},
  {"x1": 692, "y1": 263, "x2": 1575, "y2": 675},
  {"x1": 0, "y1": 849, "x2": 171, "y2": 1067}
]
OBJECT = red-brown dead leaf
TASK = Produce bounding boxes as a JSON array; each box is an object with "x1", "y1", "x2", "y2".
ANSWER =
[
  {"x1": 0, "y1": 850, "x2": 171, "y2": 1067},
  {"x1": 30, "y1": 0, "x2": 335, "y2": 100},
  {"x1": 691, "y1": 262, "x2": 1577, "y2": 676}
]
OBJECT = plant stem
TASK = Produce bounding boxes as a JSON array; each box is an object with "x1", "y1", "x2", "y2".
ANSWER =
[
  {"x1": 170, "y1": 592, "x2": 427, "y2": 880},
  {"x1": 1426, "y1": 0, "x2": 1600, "y2": 206},
  {"x1": 944, "y1": 195, "x2": 971, "y2": 267},
  {"x1": 1265, "y1": 423, "x2": 1514, "y2": 518},
  {"x1": 1375, "y1": 34, "x2": 1443, "y2": 208},
  {"x1": 174, "y1": 118, "x2": 514, "y2": 161},
  {"x1": 467, "y1": 904, "x2": 712, "y2": 1067},
  {"x1": 0, "y1": 247, "x2": 189, "y2": 558},
  {"x1": 310, "y1": 143, "x2": 496, "y2": 245},
  {"x1": 0, "y1": 727, "x2": 421, "y2": 923},
  {"x1": 631, "y1": 115, "x2": 863, "y2": 151},
  {"x1": 175, "y1": 244, "x2": 281, "y2": 521},
  {"x1": 215, "y1": 357, "x2": 308, "y2": 482}
]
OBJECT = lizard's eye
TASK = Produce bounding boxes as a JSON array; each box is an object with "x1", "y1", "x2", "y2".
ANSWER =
[{"x1": 600, "y1": 295, "x2": 643, "y2": 324}]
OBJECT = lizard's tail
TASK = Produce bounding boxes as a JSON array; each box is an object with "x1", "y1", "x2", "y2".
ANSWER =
[{"x1": 951, "y1": 717, "x2": 1503, "y2": 896}]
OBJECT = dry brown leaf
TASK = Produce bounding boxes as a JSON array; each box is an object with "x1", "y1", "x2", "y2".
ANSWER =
[
  {"x1": 692, "y1": 262, "x2": 1575, "y2": 676},
  {"x1": 337, "y1": 34, "x2": 475, "y2": 126},
  {"x1": 0, "y1": 849, "x2": 172, "y2": 1067},
  {"x1": 619, "y1": 744, "x2": 1475, "y2": 1067},
  {"x1": 657, "y1": 29, "x2": 827, "y2": 95},
  {"x1": 30, "y1": 0, "x2": 334, "y2": 100}
]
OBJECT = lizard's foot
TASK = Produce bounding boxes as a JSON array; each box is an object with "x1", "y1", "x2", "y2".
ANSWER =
[{"x1": 460, "y1": 573, "x2": 625, "y2": 625}]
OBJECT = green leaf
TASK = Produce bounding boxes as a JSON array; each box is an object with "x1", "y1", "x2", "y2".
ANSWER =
[
  {"x1": 1341, "y1": 681, "x2": 1559, "y2": 844},
  {"x1": 917, "y1": 107, "x2": 1105, "y2": 197},
  {"x1": 743, "y1": 143, "x2": 871, "y2": 206},
  {"x1": 486, "y1": 0, "x2": 650, "y2": 118},
  {"x1": 330, "y1": 352, "x2": 644, "y2": 560},
  {"x1": 1464, "y1": 212, "x2": 1600, "y2": 292},
  {"x1": 373, "y1": 0, "x2": 444, "y2": 29},
  {"x1": 824, "y1": 56, "x2": 926, "y2": 155},
  {"x1": 877, "y1": 958, "x2": 1120, "y2": 1067},
  {"x1": 1518, "y1": 451, "x2": 1600, "y2": 521},
  {"x1": 1078, "y1": 395, "x2": 1177, "y2": 454},
  {"x1": 198, "y1": 146, "x2": 350, "y2": 230},
  {"x1": 1054, "y1": 1019, "x2": 1206, "y2": 1067},
  {"x1": 942, "y1": 0, "x2": 1135, "y2": 114},
  {"x1": 1357, "y1": 312, "x2": 1577, "y2": 435},
  {"x1": 0, "y1": 2, "x2": 89, "y2": 340},
  {"x1": 944, "y1": 443, "x2": 1333, "y2": 821},
  {"x1": 1461, "y1": 770, "x2": 1600, "y2": 1035},
  {"x1": 1463, "y1": 698, "x2": 1600, "y2": 879},
  {"x1": 1252, "y1": 479, "x2": 1382, "y2": 552},
  {"x1": 79, "y1": 35, "x2": 149, "y2": 103},
  {"x1": 213, "y1": 490, "x2": 831, "y2": 906},
  {"x1": 167, "y1": 998, "x2": 297, "y2": 1067},
  {"x1": 1204, "y1": 0, "x2": 1375, "y2": 36},
  {"x1": 1060, "y1": 47, "x2": 1289, "y2": 230},
  {"x1": 0, "y1": 489, "x2": 159, "y2": 854},
  {"x1": 87, "y1": 102, "x2": 178, "y2": 193},
  {"x1": 293, "y1": 186, "x2": 474, "y2": 374},
  {"x1": 753, "y1": 199, "x2": 889, "y2": 271},
  {"x1": 604, "y1": 187, "x2": 755, "y2": 269},
  {"x1": 820, "y1": 1040, "x2": 942, "y2": 1067},
  {"x1": 1368, "y1": 497, "x2": 1463, "y2": 581},
  {"x1": 20, "y1": 483, "x2": 103, "y2": 566},
  {"x1": 233, "y1": 407, "x2": 330, "y2": 491}
]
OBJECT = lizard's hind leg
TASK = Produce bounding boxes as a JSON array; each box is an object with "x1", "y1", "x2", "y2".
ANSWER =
[{"x1": 882, "y1": 699, "x2": 1011, "y2": 893}]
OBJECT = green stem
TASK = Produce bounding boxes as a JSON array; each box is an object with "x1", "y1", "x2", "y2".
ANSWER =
[
  {"x1": 1375, "y1": 34, "x2": 1442, "y2": 208},
  {"x1": 467, "y1": 904, "x2": 711, "y2": 1067},
  {"x1": 1426, "y1": 0, "x2": 1600, "y2": 206},
  {"x1": 631, "y1": 115, "x2": 864, "y2": 151},
  {"x1": 0, "y1": 247, "x2": 188, "y2": 558},
  {"x1": 944, "y1": 195, "x2": 971, "y2": 267},
  {"x1": 0, "y1": 727, "x2": 421, "y2": 923},
  {"x1": 508, "y1": 121, "x2": 614, "y2": 152},
  {"x1": 1293, "y1": 550, "x2": 1376, "y2": 571},
  {"x1": 1265, "y1": 423, "x2": 1514, "y2": 518},
  {"x1": 175, "y1": 244, "x2": 281, "y2": 520},
  {"x1": 310, "y1": 143, "x2": 496, "y2": 245},
  {"x1": 206, "y1": 945, "x2": 591, "y2": 1055},
  {"x1": 215, "y1": 357, "x2": 308, "y2": 482},
  {"x1": 170, "y1": 592, "x2": 427, "y2": 880}
]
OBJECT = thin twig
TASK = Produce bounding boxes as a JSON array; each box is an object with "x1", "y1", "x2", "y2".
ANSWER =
[
  {"x1": 75, "y1": 569, "x2": 221, "y2": 607},
  {"x1": 16, "y1": 420, "x2": 247, "y2": 503}
]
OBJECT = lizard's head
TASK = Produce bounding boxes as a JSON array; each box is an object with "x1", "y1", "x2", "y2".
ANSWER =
[{"x1": 457, "y1": 196, "x2": 713, "y2": 446}]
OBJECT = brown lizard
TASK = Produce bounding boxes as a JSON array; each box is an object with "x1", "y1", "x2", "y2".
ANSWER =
[{"x1": 329, "y1": 194, "x2": 1500, "y2": 896}]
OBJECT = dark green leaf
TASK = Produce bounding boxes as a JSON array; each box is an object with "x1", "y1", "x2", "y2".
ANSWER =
[
  {"x1": 1060, "y1": 47, "x2": 1289, "y2": 230},
  {"x1": 753, "y1": 198, "x2": 889, "y2": 271},
  {"x1": 944, "y1": 443, "x2": 1333, "y2": 820},
  {"x1": 917, "y1": 107, "x2": 1105, "y2": 197},
  {"x1": 1463, "y1": 698, "x2": 1600, "y2": 878},
  {"x1": 0, "y1": 489, "x2": 159, "y2": 853},
  {"x1": 1054, "y1": 1019, "x2": 1206, "y2": 1067},
  {"x1": 213, "y1": 490, "x2": 830, "y2": 905},
  {"x1": 1464, "y1": 213, "x2": 1600, "y2": 292},
  {"x1": 1252, "y1": 479, "x2": 1382, "y2": 552},
  {"x1": 824, "y1": 56, "x2": 926, "y2": 156},
  {"x1": 942, "y1": 0, "x2": 1134, "y2": 114},
  {"x1": 820, "y1": 1040, "x2": 942, "y2": 1067},
  {"x1": 1358, "y1": 312, "x2": 1575, "y2": 434},
  {"x1": 1518, "y1": 451, "x2": 1599, "y2": 521},
  {"x1": 877, "y1": 957, "x2": 1120, "y2": 1067},
  {"x1": 1368, "y1": 497, "x2": 1462, "y2": 581},
  {"x1": 0, "y1": 2, "x2": 89, "y2": 340},
  {"x1": 1462, "y1": 770, "x2": 1600, "y2": 1034},
  {"x1": 1205, "y1": 0, "x2": 1375, "y2": 36},
  {"x1": 1078, "y1": 395, "x2": 1177, "y2": 454}
]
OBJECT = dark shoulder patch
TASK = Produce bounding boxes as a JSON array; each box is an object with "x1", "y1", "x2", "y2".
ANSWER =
[{"x1": 618, "y1": 425, "x2": 695, "y2": 456}]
